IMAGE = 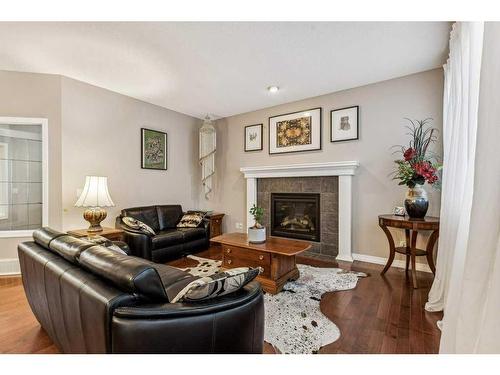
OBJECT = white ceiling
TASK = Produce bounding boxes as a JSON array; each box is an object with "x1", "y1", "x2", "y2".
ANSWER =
[{"x1": 0, "y1": 22, "x2": 450, "y2": 119}]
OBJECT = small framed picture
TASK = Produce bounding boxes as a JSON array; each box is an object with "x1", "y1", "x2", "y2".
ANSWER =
[
  {"x1": 269, "y1": 107, "x2": 322, "y2": 154},
  {"x1": 141, "y1": 128, "x2": 168, "y2": 170},
  {"x1": 394, "y1": 206, "x2": 406, "y2": 216},
  {"x1": 330, "y1": 105, "x2": 359, "y2": 142},
  {"x1": 244, "y1": 123, "x2": 263, "y2": 152}
]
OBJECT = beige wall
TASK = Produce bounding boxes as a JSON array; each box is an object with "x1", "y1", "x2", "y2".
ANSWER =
[
  {"x1": 60, "y1": 77, "x2": 201, "y2": 230},
  {"x1": 0, "y1": 71, "x2": 62, "y2": 260},
  {"x1": 0, "y1": 71, "x2": 201, "y2": 268},
  {"x1": 202, "y1": 69, "x2": 444, "y2": 262}
]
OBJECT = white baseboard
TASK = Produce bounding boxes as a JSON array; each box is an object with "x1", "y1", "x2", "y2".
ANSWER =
[
  {"x1": 0, "y1": 258, "x2": 20, "y2": 275},
  {"x1": 335, "y1": 254, "x2": 354, "y2": 263},
  {"x1": 352, "y1": 252, "x2": 432, "y2": 273}
]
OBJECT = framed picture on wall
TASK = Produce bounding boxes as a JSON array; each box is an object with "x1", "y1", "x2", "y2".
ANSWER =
[
  {"x1": 141, "y1": 128, "x2": 168, "y2": 170},
  {"x1": 330, "y1": 105, "x2": 359, "y2": 142},
  {"x1": 269, "y1": 107, "x2": 322, "y2": 154},
  {"x1": 244, "y1": 123, "x2": 263, "y2": 152}
]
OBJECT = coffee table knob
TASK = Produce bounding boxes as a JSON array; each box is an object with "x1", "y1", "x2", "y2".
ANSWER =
[
  {"x1": 227, "y1": 259, "x2": 232, "y2": 265},
  {"x1": 259, "y1": 255, "x2": 264, "y2": 260},
  {"x1": 226, "y1": 248, "x2": 231, "y2": 254}
]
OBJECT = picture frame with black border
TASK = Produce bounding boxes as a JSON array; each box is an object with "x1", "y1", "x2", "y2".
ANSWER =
[
  {"x1": 268, "y1": 107, "x2": 322, "y2": 155},
  {"x1": 141, "y1": 127, "x2": 168, "y2": 170},
  {"x1": 244, "y1": 123, "x2": 263, "y2": 152},
  {"x1": 330, "y1": 105, "x2": 359, "y2": 143}
]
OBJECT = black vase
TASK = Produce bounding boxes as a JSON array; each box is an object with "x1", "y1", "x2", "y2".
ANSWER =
[{"x1": 404, "y1": 185, "x2": 429, "y2": 218}]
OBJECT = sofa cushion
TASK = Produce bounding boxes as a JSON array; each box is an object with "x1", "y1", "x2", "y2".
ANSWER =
[
  {"x1": 48, "y1": 235, "x2": 96, "y2": 264},
  {"x1": 177, "y1": 227, "x2": 206, "y2": 242},
  {"x1": 33, "y1": 227, "x2": 66, "y2": 248},
  {"x1": 79, "y1": 246, "x2": 167, "y2": 301},
  {"x1": 79, "y1": 246, "x2": 192, "y2": 302},
  {"x1": 81, "y1": 235, "x2": 129, "y2": 255},
  {"x1": 121, "y1": 206, "x2": 160, "y2": 233},
  {"x1": 152, "y1": 230, "x2": 184, "y2": 250},
  {"x1": 167, "y1": 267, "x2": 261, "y2": 303},
  {"x1": 157, "y1": 205, "x2": 184, "y2": 230},
  {"x1": 177, "y1": 212, "x2": 203, "y2": 228}
]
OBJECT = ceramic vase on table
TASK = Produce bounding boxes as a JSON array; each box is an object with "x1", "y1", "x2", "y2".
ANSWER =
[
  {"x1": 248, "y1": 227, "x2": 266, "y2": 243},
  {"x1": 404, "y1": 185, "x2": 429, "y2": 218}
]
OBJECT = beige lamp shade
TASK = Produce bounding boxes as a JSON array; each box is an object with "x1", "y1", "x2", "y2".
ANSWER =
[{"x1": 75, "y1": 176, "x2": 115, "y2": 208}]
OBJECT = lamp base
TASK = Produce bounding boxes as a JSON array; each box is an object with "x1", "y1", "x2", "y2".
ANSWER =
[{"x1": 83, "y1": 207, "x2": 107, "y2": 233}]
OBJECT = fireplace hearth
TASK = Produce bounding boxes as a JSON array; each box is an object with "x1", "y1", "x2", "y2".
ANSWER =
[{"x1": 271, "y1": 193, "x2": 320, "y2": 242}]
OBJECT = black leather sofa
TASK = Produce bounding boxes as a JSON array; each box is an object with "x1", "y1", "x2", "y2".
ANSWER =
[
  {"x1": 18, "y1": 228, "x2": 264, "y2": 354},
  {"x1": 116, "y1": 205, "x2": 210, "y2": 263}
]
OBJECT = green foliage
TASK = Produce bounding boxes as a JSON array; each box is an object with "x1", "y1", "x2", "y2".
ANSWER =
[
  {"x1": 391, "y1": 118, "x2": 441, "y2": 189},
  {"x1": 393, "y1": 160, "x2": 423, "y2": 188},
  {"x1": 249, "y1": 204, "x2": 264, "y2": 228}
]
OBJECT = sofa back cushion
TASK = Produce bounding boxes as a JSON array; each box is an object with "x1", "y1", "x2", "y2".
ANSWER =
[
  {"x1": 33, "y1": 227, "x2": 66, "y2": 248},
  {"x1": 121, "y1": 206, "x2": 160, "y2": 233},
  {"x1": 49, "y1": 235, "x2": 96, "y2": 264},
  {"x1": 156, "y1": 205, "x2": 183, "y2": 230},
  {"x1": 79, "y1": 246, "x2": 190, "y2": 302}
]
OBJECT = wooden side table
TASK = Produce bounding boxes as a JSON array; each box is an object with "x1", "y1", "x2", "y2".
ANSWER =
[
  {"x1": 207, "y1": 213, "x2": 225, "y2": 239},
  {"x1": 67, "y1": 227, "x2": 124, "y2": 241},
  {"x1": 378, "y1": 215, "x2": 439, "y2": 288}
]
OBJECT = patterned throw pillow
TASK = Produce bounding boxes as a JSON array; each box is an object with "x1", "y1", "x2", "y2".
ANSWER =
[
  {"x1": 121, "y1": 216, "x2": 156, "y2": 235},
  {"x1": 176, "y1": 212, "x2": 204, "y2": 228},
  {"x1": 169, "y1": 267, "x2": 261, "y2": 303}
]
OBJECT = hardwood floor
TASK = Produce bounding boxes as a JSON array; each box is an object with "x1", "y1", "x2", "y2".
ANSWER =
[{"x1": 0, "y1": 247, "x2": 442, "y2": 354}]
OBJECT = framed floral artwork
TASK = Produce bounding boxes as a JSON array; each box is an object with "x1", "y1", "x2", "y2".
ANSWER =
[
  {"x1": 244, "y1": 123, "x2": 263, "y2": 152},
  {"x1": 330, "y1": 105, "x2": 359, "y2": 142},
  {"x1": 269, "y1": 107, "x2": 322, "y2": 154},
  {"x1": 141, "y1": 128, "x2": 167, "y2": 170}
]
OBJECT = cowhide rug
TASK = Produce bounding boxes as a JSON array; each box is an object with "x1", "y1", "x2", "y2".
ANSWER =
[{"x1": 181, "y1": 255, "x2": 366, "y2": 354}]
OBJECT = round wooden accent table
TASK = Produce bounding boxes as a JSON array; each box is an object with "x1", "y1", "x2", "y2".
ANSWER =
[{"x1": 378, "y1": 215, "x2": 439, "y2": 289}]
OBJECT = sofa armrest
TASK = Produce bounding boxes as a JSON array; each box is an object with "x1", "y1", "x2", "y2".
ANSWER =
[
  {"x1": 113, "y1": 282, "x2": 262, "y2": 319},
  {"x1": 201, "y1": 217, "x2": 210, "y2": 231},
  {"x1": 115, "y1": 216, "x2": 154, "y2": 260},
  {"x1": 111, "y1": 282, "x2": 264, "y2": 353}
]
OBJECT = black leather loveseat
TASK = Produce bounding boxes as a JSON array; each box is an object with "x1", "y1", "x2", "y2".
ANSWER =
[
  {"x1": 116, "y1": 205, "x2": 210, "y2": 263},
  {"x1": 18, "y1": 228, "x2": 264, "y2": 354}
]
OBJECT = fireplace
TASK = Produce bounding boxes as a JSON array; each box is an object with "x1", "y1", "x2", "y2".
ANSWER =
[{"x1": 271, "y1": 193, "x2": 320, "y2": 242}]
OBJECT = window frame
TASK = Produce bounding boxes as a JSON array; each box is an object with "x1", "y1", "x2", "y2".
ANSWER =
[{"x1": 0, "y1": 117, "x2": 49, "y2": 238}]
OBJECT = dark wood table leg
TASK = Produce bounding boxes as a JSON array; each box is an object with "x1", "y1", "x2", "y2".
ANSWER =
[
  {"x1": 405, "y1": 229, "x2": 411, "y2": 277},
  {"x1": 410, "y1": 230, "x2": 418, "y2": 289},
  {"x1": 380, "y1": 223, "x2": 395, "y2": 275},
  {"x1": 426, "y1": 229, "x2": 439, "y2": 274}
]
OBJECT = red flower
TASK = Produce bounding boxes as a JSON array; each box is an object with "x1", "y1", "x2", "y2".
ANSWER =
[
  {"x1": 413, "y1": 161, "x2": 438, "y2": 184},
  {"x1": 403, "y1": 147, "x2": 416, "y2": 161}
]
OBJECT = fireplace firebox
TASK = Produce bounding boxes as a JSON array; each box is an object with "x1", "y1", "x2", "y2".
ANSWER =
[{"x1": 271, "y1": 193, "x2": 320, "y2": 242}]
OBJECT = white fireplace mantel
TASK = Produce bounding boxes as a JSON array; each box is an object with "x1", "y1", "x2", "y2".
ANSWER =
[{"x1": 240, "y1": 161, "x2": 359, "y2": 262}]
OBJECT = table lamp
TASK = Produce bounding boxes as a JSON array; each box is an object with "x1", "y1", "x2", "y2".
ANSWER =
[{"x1": 74, "y1": 176, "x2": 115, "y2": 233}]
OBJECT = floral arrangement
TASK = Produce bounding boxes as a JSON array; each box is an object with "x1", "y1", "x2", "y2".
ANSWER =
[{"x1": 392, "y1": 119, "x2": 441, "y2": 188}]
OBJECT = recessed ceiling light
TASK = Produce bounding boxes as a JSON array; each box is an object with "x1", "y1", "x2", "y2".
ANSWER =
[{"x1": 267, "y1": 86, "x2": 279, "y2": 93}]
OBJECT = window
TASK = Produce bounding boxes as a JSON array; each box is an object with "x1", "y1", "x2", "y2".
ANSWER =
[{"x1": 0, "y1": 118, "x2": 47, "y2": 237}]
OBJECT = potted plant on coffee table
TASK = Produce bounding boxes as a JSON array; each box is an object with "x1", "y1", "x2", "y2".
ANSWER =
[{"x1": 248, "y1": 204, "x2": 266, "y2": 243}]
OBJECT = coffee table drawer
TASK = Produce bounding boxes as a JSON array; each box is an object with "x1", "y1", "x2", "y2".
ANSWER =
[
  {"x1": 222, "y1": 245, "x2": 270, "y2": 264},
  {"x1": 223, "y1": 255, "x2": 271, "y2": 278}
]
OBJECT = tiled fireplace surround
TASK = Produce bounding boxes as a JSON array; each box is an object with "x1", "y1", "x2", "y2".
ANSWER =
[
  {"x1": 240, "y1": 162, "x2": 359, "y2": 262},
  {"x1": 257, "y1": 176, "x2": 339, "y2": 257}
]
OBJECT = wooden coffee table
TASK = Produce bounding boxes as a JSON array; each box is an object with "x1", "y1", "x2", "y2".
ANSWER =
[{"x1": 211, "y1": 232, "x2": 311, "y2": 294}]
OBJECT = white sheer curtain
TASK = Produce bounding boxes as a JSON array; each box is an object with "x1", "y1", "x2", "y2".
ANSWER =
[
  {"x1": 426, "y1": 22, "x2": 500, "y2": 353},
  {"x1": 425, "y1": 22, "x2": 484, "y2": 312}
]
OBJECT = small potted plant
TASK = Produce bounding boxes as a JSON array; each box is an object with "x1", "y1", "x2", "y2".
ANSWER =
[
  {"x1": 392, "y1": 118, "x2": 442, "y2": 218},
  {"x1": 248, "y1": 204, "x2": 266, "y2": 243}
]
